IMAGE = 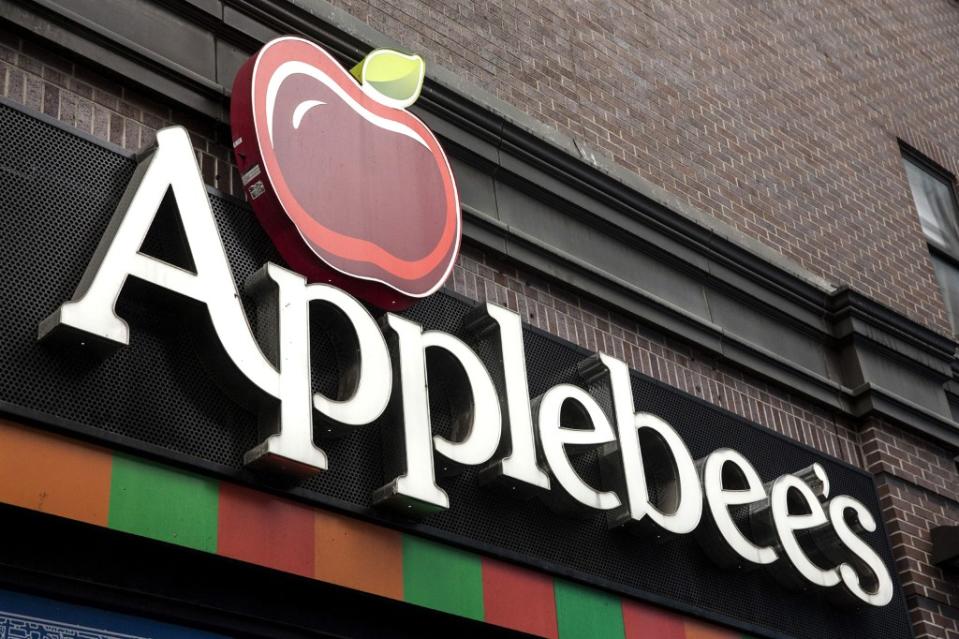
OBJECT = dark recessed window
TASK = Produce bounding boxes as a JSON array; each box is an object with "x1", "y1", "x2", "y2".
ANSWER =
[{"x1": 901, "y1": 148, "x2": 959, "y2": 332}]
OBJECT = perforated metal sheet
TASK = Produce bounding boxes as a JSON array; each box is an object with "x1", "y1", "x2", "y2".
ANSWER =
[{"x1": 0, "y1": 102, "x2": 912, "y2": 639}]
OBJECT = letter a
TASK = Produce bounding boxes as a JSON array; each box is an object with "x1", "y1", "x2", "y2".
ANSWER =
[{"x1": 39, "y1": 126, "x2": 327, "y2": 476}]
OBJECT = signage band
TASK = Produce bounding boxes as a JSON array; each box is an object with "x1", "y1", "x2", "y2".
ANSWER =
[{"x1": 37, "y1": 124, "x2": 894, "y2": 609}]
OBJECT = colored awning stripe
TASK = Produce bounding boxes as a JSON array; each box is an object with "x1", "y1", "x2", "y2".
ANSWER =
[
  {"x1": 314, "y1": 507, "x2": 404, "y2": 600},
  {"x1": 555, "y1": 580, "x2": 626, "y2": 639},
  {"x1": 218, "y1": 482, "x2": 314, "y2": 578},
  {"x1": 0, "y1": 419, "x2": 750, "y2": 639},
  {"x1": 404, "y1": 535, "x2": 485, "y2": 620},
  {"x1": 483, "y1": 557, "x2": 559, "y2": 638},
  {"x1": 109, "y1": 454, "x2": 219, "y2": 553},
  {"x1": 0, "y1": 418, "x2": 111, "y2": 526},
  {"x1": 623, "y1": 599, "x2": 686, "y2": 638}
]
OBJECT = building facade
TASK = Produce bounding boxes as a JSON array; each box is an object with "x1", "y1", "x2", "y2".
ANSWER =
[{"x1": 0, "y1": 1, "x2": 957, "y2": 638}]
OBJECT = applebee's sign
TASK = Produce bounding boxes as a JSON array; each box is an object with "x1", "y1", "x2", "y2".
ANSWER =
[{"x1": 38, "y1": 37, "x2": 893, "y2": 609}]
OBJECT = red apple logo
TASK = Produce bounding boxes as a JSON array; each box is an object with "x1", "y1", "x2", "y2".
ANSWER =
[{"x1": 230, "y1": 37, "x2": 460, "y2": 310}]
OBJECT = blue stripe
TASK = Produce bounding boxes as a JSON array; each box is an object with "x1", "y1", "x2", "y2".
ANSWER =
[{"x1": 0, "y1": 589, "x2": 227, "y2": 639}]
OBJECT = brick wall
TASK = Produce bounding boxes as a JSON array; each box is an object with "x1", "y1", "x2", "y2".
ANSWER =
[
  {"x1": 865, "y1": 419, "x2": 959, "y2": 638},
  {"x1": 335, "y1": 0, "x2": 959, "y2": 336},
  {"x1": 878, "y1": 474, "x2": 959, "y2": 638},
  {"x1": 0, "y1": 27, "x2": 242, "y2": 200},
  {"x1": 3, "y1": 11, "x2": 959, "y2": 639}
]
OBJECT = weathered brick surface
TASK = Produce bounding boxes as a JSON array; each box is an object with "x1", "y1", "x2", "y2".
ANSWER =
[
  {"x1": 2, "y1": 8, "x2": 959, "y2": 638},
  {"x1": 911, "y1": 598, "x2": 959, "y2": 639},
  {"x1": 879, "y1": 475, "x2": 959, "y2": 635},
  {"x1": 0, "y1": 28, "x2": 243, "y2": 199},
  {"x1": 863, "y1": 418, "x2": 959, "y2": 501},
  {"x1": 334, "y1": 0, "x2": 959, "y2": 336},
  {"x1": 867, "y1": 417, "x2": 959, "y2": 637}
]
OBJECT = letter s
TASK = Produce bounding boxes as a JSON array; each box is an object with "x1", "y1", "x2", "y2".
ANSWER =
[{"x1": 826, "y1": 495, "x2": 894, "y2": 607}]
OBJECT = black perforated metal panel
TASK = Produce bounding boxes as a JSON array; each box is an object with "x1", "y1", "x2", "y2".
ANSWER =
[{"x1": 0, "y1": 101, "x2": 912, "y2": 639}]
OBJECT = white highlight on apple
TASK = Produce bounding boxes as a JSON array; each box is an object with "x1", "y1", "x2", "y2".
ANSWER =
[
  {"x1": 265, "y1": 61, "x2": 429, "y2": 150},
  {"x1": 292, "y1": 99, "x2": 326, "y2": 129}
]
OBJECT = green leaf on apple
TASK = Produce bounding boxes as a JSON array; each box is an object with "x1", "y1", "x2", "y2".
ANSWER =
[{"x1": 351, "y1": 49, "x2": 426, "y2": 110}]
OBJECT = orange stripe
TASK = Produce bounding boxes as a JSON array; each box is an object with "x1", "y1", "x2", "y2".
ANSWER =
[
  {"x1": 314, "y1": 508, "x2": 404, "y2": 600},
  {"x1": 684, "y1": 619, "x2": 740, "y2": 639},
  {"x1": 0, "y1": 418, "x2": 112, "y2": 526}
]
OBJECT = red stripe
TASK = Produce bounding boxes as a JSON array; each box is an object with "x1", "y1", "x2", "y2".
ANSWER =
[
  {"x1": 217, "y1": 482, "x2": 314, "y2": 577},
  {"x1": 622, "y1": 599, "x2": 686, "y2": 639},
  {"x1": 482, "y1": 558, "x2": 558, "y2": 638}
]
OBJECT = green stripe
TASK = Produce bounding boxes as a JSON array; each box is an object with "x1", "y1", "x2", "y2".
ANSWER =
[
  {"x1": 108, "y1": 455, "x2": 218, "y2": 552},
  {"x1": 554, "y1": 580, "x2": 625, "y2": 639},
  {"x1": 403, "y1": 535, "x2": 483, "y2": 620}
]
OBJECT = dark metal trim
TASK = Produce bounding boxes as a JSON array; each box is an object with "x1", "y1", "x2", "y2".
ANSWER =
[
  {"x1": 899, "y1": 140, "x2": 958, "y2": 184},
  {"x1": 931, "y1": 526, "x2": 959, "y2": 568}
]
